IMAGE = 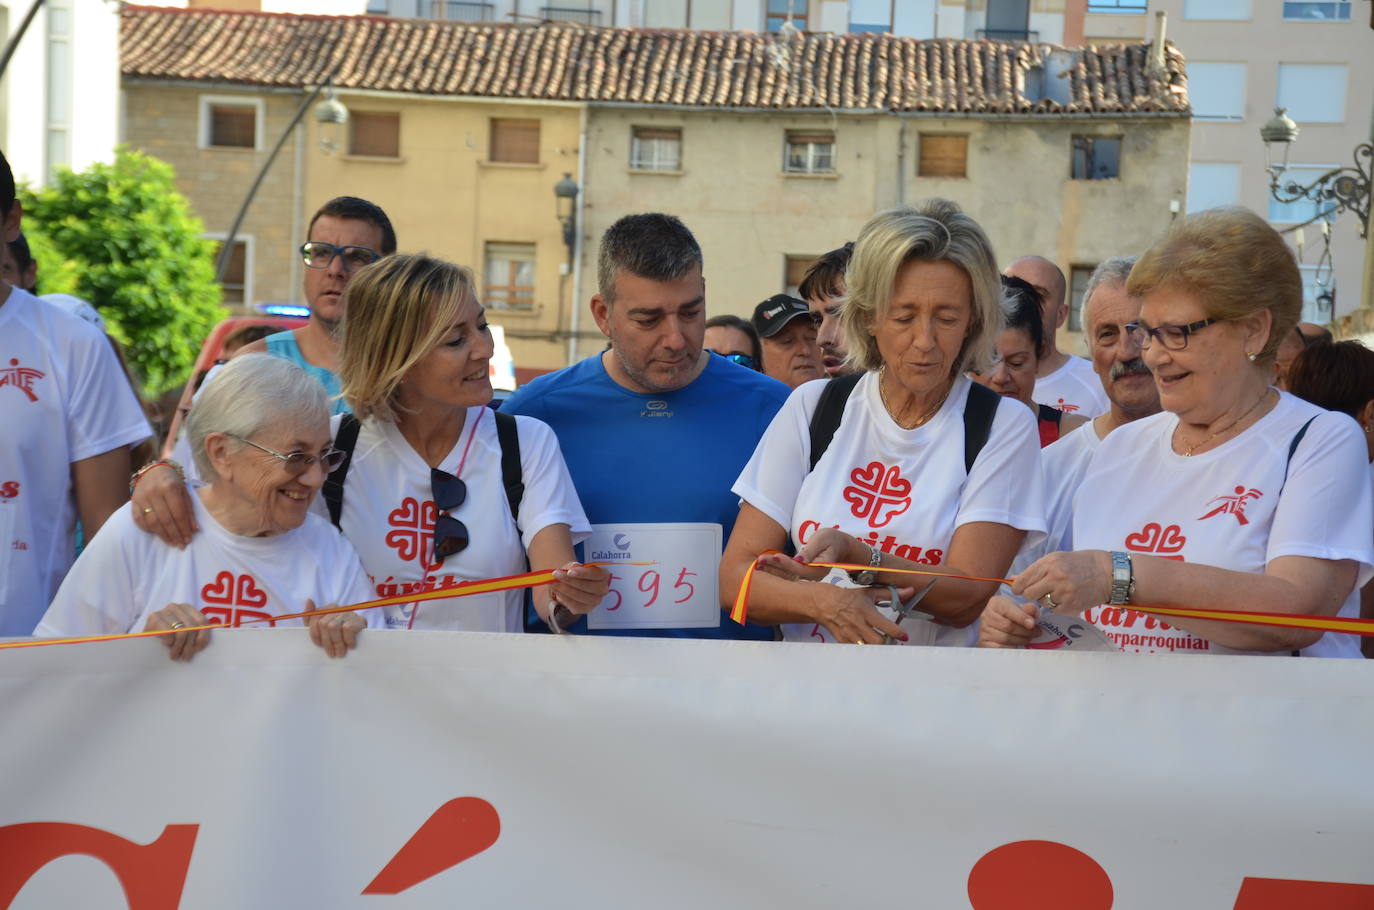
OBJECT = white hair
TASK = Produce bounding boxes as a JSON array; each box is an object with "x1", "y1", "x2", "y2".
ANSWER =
[
  {"x1": 185, "y1": 354, "x2": 329, "y2": 480},
  {"x1": 1081, "y1": 256, "x2": 1137, "y2": 331}
]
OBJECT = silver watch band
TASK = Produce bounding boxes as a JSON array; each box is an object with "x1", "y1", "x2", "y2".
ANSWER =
[
  {"x1": 851, "y1": 543, "x2": 882, "y2": 586},
  {"x1": 1109, "y1": 551, "x2": 1133, "y2": 605}
]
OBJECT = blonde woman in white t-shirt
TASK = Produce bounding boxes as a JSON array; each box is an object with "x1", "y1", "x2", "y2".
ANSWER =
[
  {"x1": 723, "y1": 200, "x2": 1048, "y2": 646},
  {"x1": 982, "y1": 208, "x2": 1374, "y2": 657},
  {"x1": 38, "y1": 355, "x2": 376, "y2": 661},
  {"x1": 328, "y1": 253, "x2": 608, "y2": 632}
]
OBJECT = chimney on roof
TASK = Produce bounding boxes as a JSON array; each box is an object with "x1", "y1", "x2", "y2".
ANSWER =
[{"x1": 1153, "y1": 11, "x2": 1167, "y2": 71}]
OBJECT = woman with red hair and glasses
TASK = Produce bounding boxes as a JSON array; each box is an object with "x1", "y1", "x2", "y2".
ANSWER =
[{"x1": 982, "y1": 209, "x2": 1372, "y2": 658}]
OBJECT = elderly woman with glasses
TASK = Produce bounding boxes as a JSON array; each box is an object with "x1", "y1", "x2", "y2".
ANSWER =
[
  {"x1": 981, "y1": 208, "x2": 1373, "y2": 657},
  {"x1": 36, "y1": 355, "x2": 378, "y2": 661},
  {"x1": 720, "y1": 200, "x2": 1047, "y2": 646},
  {"x1": 324, "y1": 253, "x2": 608, "y2": 631}
]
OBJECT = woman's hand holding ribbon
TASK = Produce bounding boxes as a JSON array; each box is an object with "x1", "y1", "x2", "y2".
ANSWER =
[{"x1": 1013, "y1": 550, "x2": 1113, "y2": 616}]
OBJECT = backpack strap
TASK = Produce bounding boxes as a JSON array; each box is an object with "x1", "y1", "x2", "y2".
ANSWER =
[
  {"x1": 323, "y1": 413, "x2": 362, "y2": 529},
  {"x1": 494, "y1": 410, "x2": 525, "y2": 530},
  {"x1": 1283, "y1": 415, "x2": 1318, "y2": 484},
  {"x1": 808, "y1": 373, "x2": 864, "y2": 471},
  {"x1": 962, "y1": 381, "x2": 1000, "y2": 474}
]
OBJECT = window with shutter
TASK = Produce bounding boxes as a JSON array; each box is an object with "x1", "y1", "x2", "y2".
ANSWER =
[
  {"x1": 490, "y1": 119, "x2": 541, "y2": 164},
  {"x1": 918, "y1": 135, "x2": 968, "y2": 178},
  {"x1": 209, "y1": 105, "x2": 256, "y2": 149},
  {"x1": 630, "y1": 127, "x2": 682, "y2": 171},
  {"x1": 485, "y1": 243, "x2": 537, "y2": 310},
  {"x1": 784, "y1": 131, "x2": 835, "y2": 174},
  {"x1": 349, "y1": 112, "x2": 401, "y2": 158},
  {"x1": 784, "y1": 255, "x2": 815, "y2": 297}
]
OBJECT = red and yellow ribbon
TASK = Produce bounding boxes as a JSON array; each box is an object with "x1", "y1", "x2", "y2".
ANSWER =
[
  {"x1": 2, "y1": 562, "x2": 654, "y2": 651},
  {"x1": 730, "y1": 556, "x2": 1374, "y2": 639}
]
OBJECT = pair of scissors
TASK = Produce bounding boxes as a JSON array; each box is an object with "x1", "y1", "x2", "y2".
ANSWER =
[{"x1": 879, "y1": 577, "x2": 938, "y2": 645}]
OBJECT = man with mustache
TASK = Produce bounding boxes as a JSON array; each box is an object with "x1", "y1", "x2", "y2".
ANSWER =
[{"x1": 1025, "y1": 257, "x2": 1161, "y2": 560}]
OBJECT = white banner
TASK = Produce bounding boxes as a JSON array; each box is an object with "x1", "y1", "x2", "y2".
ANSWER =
[{"x1": 2, "y1": 631, "x2": 1373, "y2": 909}]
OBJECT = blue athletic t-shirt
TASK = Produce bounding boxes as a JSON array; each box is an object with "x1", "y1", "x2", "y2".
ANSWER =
[
  {"x1": 264, "y1": 330, "x2": 349, "y2": 415},
  {"x1": 501, "y1": 352, "x2": 789, "y2": 639}
]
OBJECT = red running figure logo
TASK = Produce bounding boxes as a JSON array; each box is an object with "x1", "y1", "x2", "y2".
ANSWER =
[
  {"x1": 843, "y1": 461, "x2": 912, "y2": 529},
  {"x1": 0, "y1": 358, "x2": 44, "y2": 403},
  {"x1": 1124, "y1": 522, "x2": 1187, "y2": 560},
  {"x1": 199, "y1": 571, "x2": 273, "y2": 627},
  {"x1": 1198, "y1": 486, "x2": 1263, "y2": 526}
]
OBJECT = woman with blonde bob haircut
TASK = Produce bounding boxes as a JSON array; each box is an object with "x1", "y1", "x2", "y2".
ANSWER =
[
  {"x1": 324, "y1": 253, "x2": 608, "y2": 632},
  {"x1": 722, "y1": 199, "x2": 1047, "y2": 646},
  {"x1": 982, "y1": 208, "x2": 1374, "y2": 657}
]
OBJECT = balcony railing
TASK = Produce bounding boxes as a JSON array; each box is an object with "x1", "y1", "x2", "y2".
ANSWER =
[
  {"x1": 541, "y1": 5, "x2": 602, "y2": 24},
  {"x1": 976, "y1": 28, "x2": 1040, "y2": 41},
  {"x1": 1086, "y1": 0, "x2": 1148, "y2": 12},
  {"x1": 433, "y1": 1, "x2": 494, "y2": 20}
]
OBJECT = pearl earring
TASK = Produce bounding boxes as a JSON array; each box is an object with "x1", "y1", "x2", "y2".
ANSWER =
[{"x1": 1246, "y1": 352, "x2": 1257, "y2": 362}]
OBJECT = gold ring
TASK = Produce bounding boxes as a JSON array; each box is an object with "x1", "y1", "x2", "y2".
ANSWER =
[
  {"x1": 142, "y1": 507, "x2": 155, "y2": 514},
  {"x1": 1042, "y1": 594, "x2": 1059, "y2": 610},
  {"x1": 170, "y1": 621, "x2": 185, "y2": 630},
  {"x1": 854, "y1": 639, "x2": 865, "y2": 645}
]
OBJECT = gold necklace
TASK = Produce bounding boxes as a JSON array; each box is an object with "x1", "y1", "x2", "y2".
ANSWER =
[
  {"x1": 1177, "y1": 389, "x2": 1271, "y2": 456},
  {"x1": 878, "y1": 371, "x2": 950, "y2": 430}
]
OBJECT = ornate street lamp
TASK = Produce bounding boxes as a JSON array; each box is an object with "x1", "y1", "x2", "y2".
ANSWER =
[
  {"x1": 1261, "y1": 107, "x2": 1372, "y2": 238},
  {"x1": 554, "y1": 172, "x2": 579, "y2": 263}
]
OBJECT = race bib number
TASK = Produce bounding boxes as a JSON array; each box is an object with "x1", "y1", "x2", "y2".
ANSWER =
[{"x1": 586, "y1": 523, "x2": 722, "y2": 630}]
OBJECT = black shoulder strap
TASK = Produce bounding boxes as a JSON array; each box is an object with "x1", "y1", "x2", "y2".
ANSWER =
[
  {"x1": 494, "y1": 410, "x2": 524, "y2": 529},
  {"x1": 808, "y1": 373, "x2": 864, "y2": 471},
  {"x1": 1282, "y1": 415, "x2": 1318, "y2": 485},
  {"x1": 324, "y1": 414, "x2": 362, "y2": 529},
  {"x1": 963, "y1": 381, "x2": 1000, "y2": 474}
]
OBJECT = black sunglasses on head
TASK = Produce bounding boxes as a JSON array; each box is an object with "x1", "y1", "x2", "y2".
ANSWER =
[{"x1": 431, "y1": 468, "x2": 469, "y2": 565}]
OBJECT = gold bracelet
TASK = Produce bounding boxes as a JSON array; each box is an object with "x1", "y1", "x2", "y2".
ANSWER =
[{"x1": 129, "y1": 459, "x2": 185, "y2": 495}]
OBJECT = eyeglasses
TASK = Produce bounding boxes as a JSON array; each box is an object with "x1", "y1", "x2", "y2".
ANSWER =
[
  {"x1": 725, "y1": 353, "x2": 758, "y2": 371},
  {"x1": 299, "y1": 241, "x2": 380, "y2": 273},
  {"x1": 431, "y1": 468, "x2": 469, "y2": 566},
  {"x1": 229, "y1": 435, "x2": 346, "y2": 474},
  {"x1": 1124, "y1": 318, "x2": 1218, "y2": 351}
]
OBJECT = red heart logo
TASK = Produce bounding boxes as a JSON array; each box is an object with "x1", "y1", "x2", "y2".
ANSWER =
[
  {"x1": 1124, "y1": 523, "x2": 1162, "y2": 551},
  {"x1": 1157, "y1": 525, "x2": 1187, "y2": 555},
  {"x1": 200, "y1": 571, "x2": 235, "y2": 605},
  {"x1": 235, "y1": 574, "x2": 268, "y2": 608},
  {"x1": 388, "y1": 497, "x2": 422, "y2": 529}
]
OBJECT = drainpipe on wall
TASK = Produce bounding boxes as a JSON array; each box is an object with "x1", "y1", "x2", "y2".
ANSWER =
[
  {"x1": 896, "y1": 115, "x2": 908, "y2": 209},
  {"x1": 290, "y1": 116, "x2": 304, "y2": 308},
  {"x1": 566, "y1": 103, "x2": 590, "y2": 367}
]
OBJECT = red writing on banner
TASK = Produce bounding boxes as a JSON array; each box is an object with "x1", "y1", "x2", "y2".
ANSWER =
[
  {"x1": 0, "y1": 821, "x2": 199, "y2": 910},
  {"x1": 2, "y1": 822, "x2": 1370, "y2": 907}
]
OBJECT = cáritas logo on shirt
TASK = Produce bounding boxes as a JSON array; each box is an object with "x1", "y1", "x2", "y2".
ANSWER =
[
  {"x1": 842, "y1": 461, "x2": 911, "y2": 529},
  {"x1": 200, "y1": 571, "x2": 274, "y2": 627},
  {"x1": 797, "y1": 519, "x2": 944, "y2": 566}
]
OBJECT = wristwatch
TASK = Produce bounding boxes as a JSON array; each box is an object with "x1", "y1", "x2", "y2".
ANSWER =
[
  {"x1": 850, "y1": 544, "x2": 883, "y2": 587},
  {"x1": 1109, "y1": 551, "x2": 1134, "y2": 605}
]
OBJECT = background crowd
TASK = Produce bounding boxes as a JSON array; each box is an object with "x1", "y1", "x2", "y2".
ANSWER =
[{"x1": 5, "y1": 143, "x2": 1373, "y2": 661}]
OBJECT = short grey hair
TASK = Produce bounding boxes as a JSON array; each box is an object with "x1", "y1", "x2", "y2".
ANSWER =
[
  {"x1": 1081, "y1": 256, "x2": 1138, "y2": 331},
  {"x1": 841, "y1": 199, "x2": 1002, "y2": 375},
  {"x1": 596, "y1": 213, "x2": 703, "y2": 305},
  {"x1": 185, "y1": 354, "x2": 329, "y2": 481}
]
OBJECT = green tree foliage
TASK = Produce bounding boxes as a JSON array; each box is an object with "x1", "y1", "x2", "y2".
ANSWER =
[{"x1": 20, "y1": 148, "x2": 226, "y2": 395}]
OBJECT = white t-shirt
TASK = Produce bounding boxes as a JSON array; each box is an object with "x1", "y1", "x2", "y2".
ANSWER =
[
  {"x1": 733, "y1": 373, "x2": 1048, "y2": 646},
  {"x1": 0, "y1": 288, "x2": 152, "y2": 636},
  {"x1": 1073, "y1": 392, "x2": 1374, "y2": 658},
  {"x1": 1010, "y1": 418, "x2": 1102, "y2": 575},
  {"x1": 314, "y1": 407, "x2": 590, "y2": 632},
  {"x1": 36, "y1": 493, "x2": 378, "y2": 636},
  {"x1": 1033, "y1": 355, "x2": 1109, "y2": 418}
]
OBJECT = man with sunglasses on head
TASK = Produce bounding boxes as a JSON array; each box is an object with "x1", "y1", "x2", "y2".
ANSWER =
[
  {"x1": 501, "y1": 213, "x2": 789, "y2": 640},
  {"x1": 131, "y1": 196, "x2": 395, "y2": 545},
  {"x1": 237, "y1": 195, "x2": 396, "y2": 413}
]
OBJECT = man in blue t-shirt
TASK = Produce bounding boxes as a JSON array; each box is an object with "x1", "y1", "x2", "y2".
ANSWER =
[{"x1": 502, "y1": 214, "x2": 789, "y2": 639}]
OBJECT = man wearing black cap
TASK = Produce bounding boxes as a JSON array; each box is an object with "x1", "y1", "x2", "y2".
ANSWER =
[{"x1": 752, "y1": 294, "x2": 823, "y2": 389}]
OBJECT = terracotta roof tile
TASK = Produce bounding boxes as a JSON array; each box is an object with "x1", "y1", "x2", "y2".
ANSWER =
[{"x1": 121, "y1": 5, "x2": 1190, "y2": 116}]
